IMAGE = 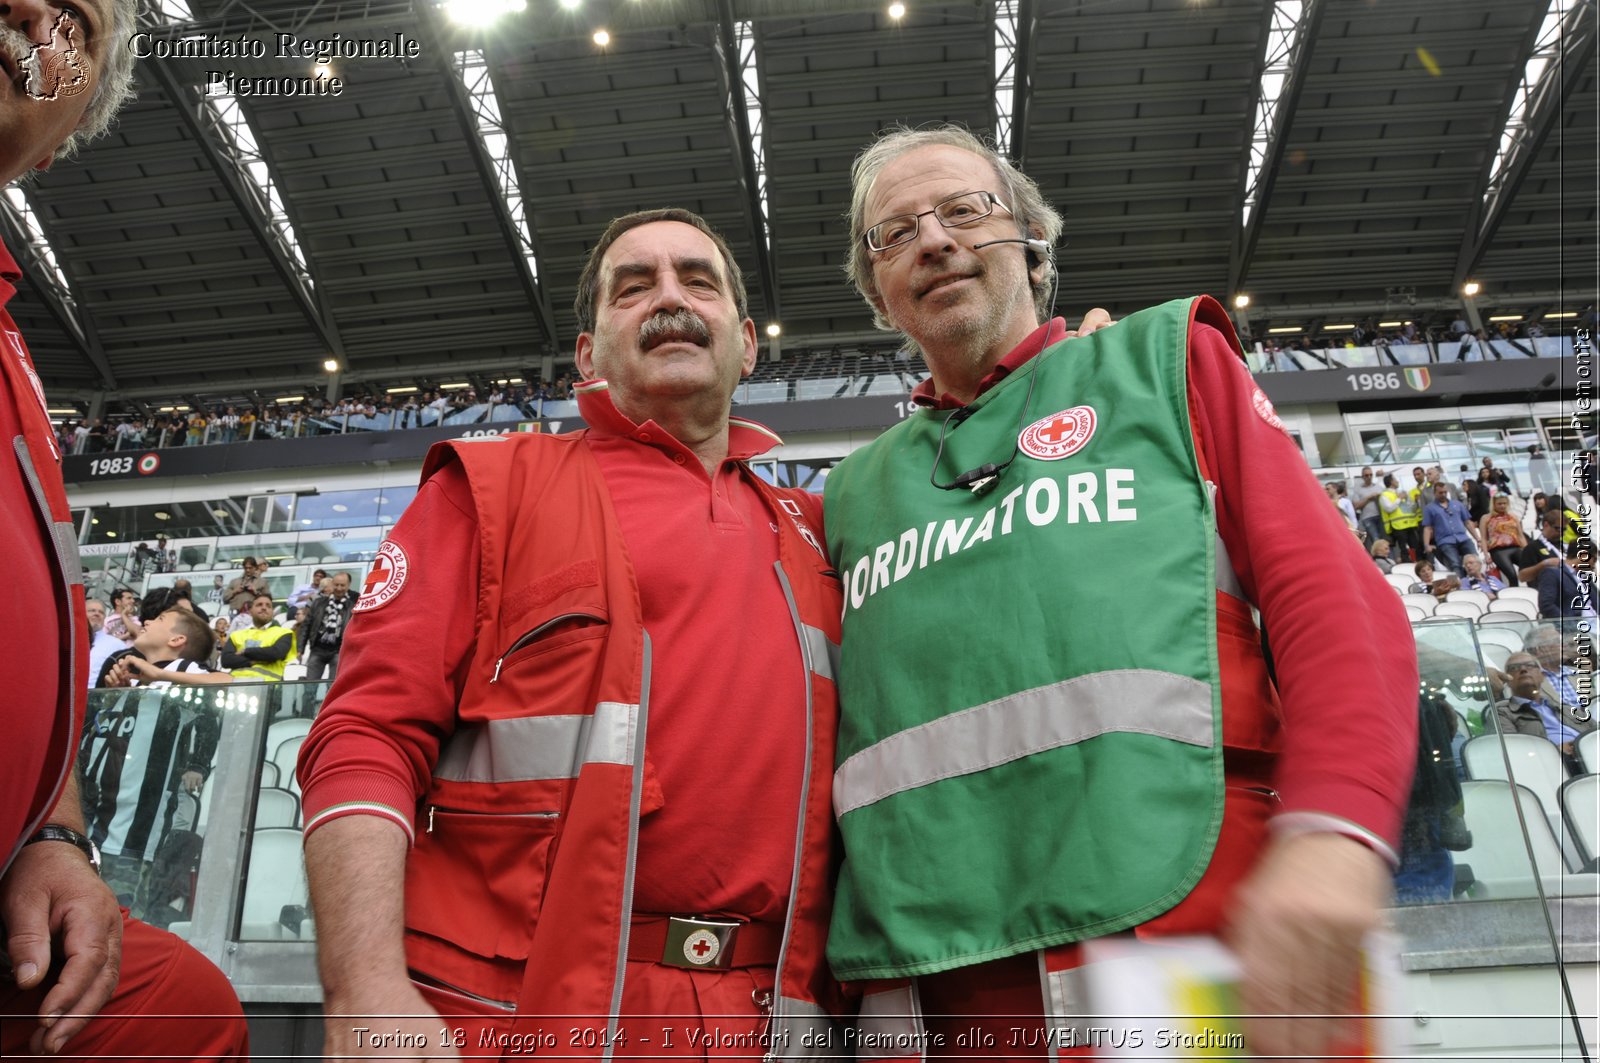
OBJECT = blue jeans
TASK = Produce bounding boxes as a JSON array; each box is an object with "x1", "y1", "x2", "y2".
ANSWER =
[{"x1": 1433, "y1": 539, "x2": 1477, "y2": 575}]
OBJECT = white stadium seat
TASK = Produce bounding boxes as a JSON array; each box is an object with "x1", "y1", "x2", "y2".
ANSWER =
[
  {"x1": 1434, "y1": 601, "x2": 1484, "y2": 620},
  {"x1": 255, "y1": 787, "x2": 301, "y2": 829},
  {"x1": 240, "y1": 827, "x2": 310, "y2": 939},
  {"x1": 1475, "y1": 627, "x2": 1526, "y2": 654},
  {"x1": 1457, "y1": 780, "x2": 1599, "y2": 897},
  {"x1": 1400, "y1": 594, "x2": 1437, "y2": 615},
  {"x1": 1489, "y1": 598, "x2": 1539, "y2": 619},
  {"x1": 1447, "y1": 589, "x2": 1493, "y2": 610},
  {"x1": 1561, "y1": 775, "x2": 1599, "y2": 869}
]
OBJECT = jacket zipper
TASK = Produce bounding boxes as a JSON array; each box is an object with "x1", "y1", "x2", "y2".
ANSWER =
[
  {"x1": 490, "y1": 611, "x2": 605, "y2": 683},
  {"x1": 426, "y1": 805, "x2": 558, "y2": 833}
]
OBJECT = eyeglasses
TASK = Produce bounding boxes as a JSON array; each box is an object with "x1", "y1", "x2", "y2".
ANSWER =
[
  {"x1": 1506, "y1": 662, "x2": 1544, "y2": 673},
  {"x1": 863, "y1": 191, "x2": 1012, "y2": 253}
]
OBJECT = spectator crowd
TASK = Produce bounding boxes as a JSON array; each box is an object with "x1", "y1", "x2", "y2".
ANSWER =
[
  {"x1": 54, "y1": 376, "x2": 580, "y2": 453},
  {"x1": 1339, "y1": 457, "x2": 1595, "y2": 622}
]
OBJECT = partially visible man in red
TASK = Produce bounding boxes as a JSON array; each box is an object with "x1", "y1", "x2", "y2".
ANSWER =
[{"x1": 1, "y1": 0, "x2": 248, "y2": 1055}]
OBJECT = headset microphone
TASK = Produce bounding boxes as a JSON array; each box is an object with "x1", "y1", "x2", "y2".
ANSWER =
[{"x1": 972, "y1": 238, "x2": 1053, "y2": 255}]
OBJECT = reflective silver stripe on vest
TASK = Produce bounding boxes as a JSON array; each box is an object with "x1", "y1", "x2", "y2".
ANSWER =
[
  {"x1": 771, "y1": 996, "x2": 839, "y2": 1062},
  {"x1": 834, "y1": 670, "x2": 1212, "y2": 817},
  {"x1": 1214, "y1": 532, "x2": 1244, "y2": 601},
  {"x1": 858, "y1": 985, "x2": 926, "y2": 1059},
  {"x1": 1038, "y1": 953, "x2": 1088, "y2": 1063},
  {"x1": 803, "y1": 623, "x2": 838, "y2": 683},
  {"x1": 434, "y1": 701, "x2": 639, "y2": 783},
  {"x1": 13, "y1": 437, "x2": 84, "y2": 589},
  {"x1": 7, "y1": 436, "x2": 83, "y2": 880}
]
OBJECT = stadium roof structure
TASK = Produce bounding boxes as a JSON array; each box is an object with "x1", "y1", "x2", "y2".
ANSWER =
[{"x1": 5, "y1": 0, "x2": 1595, "y2": 405}]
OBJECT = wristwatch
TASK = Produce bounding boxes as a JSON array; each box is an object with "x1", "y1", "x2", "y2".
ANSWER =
[{"x1": 26, "y1": 825, "x2": 101, "y2": 872}]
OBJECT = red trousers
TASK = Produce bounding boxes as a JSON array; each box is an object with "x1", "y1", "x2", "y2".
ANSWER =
[
  {"x1": 417, "y1": 960, "x2": 777, "y2": 1061},
  {"x1": 1, "y1": 911, "x2": 248, "y2": 1061}
]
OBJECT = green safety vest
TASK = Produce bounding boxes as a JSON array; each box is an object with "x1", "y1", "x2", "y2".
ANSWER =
[{"x1": 823, "y1": 297, "x2": 1225, "y2": 980}]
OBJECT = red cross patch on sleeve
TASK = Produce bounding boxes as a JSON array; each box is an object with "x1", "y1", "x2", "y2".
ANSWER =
[{"x1": 355, "y1": 539, "x2": 410, "y2": 613}]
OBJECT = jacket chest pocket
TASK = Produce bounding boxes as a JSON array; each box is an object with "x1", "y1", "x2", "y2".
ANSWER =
[
  {"x1": 489, "y1": 610, "x2": 611, "y2": 713},
  {"x1": 405, "y1": 805, "x2": 560, "y2": 960}
]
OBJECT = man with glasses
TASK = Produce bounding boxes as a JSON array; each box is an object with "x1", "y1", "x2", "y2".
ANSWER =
[
  {"x1": 822, "y1": 124, "x2": 1417, "y2": 1059},
  {"x1": 1495, "y1": 654, "x2": 1593, "y2": 769}
]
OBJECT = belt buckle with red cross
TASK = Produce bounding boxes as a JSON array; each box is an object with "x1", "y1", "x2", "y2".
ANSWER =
[{"x1": 662, "y1": 916, "x2": 741, "y2": 969}]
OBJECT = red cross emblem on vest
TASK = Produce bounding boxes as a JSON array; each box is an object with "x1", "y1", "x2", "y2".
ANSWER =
[
  {"x1": 355, "y1": 539, "x2": 409, "y2": 613},
  {"x1": 1018, "y1": 406, "x2": 1098, "y2": 461}
]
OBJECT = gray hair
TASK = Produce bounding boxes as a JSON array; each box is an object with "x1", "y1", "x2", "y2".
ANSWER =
[
  {"x1": 54, "y1": 0, "x2": 139, "y2": 161},
  {"x1": 845, "y1": 124, "x2": 1063, "y2": 338}
]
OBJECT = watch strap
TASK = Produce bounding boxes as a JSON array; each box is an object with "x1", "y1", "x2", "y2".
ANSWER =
[{"x1": 26, "y1": 825, "x2": 101, "y2": 868}]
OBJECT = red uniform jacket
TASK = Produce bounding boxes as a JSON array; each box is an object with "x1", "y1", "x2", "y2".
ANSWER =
[{"x1": 300, "y1": 431, "x2": 849, "y2": 1055}]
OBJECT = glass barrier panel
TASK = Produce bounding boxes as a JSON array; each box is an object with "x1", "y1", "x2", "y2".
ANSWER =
[
  {"x1": 81, "y1": 683, "x2": 263, "y2": 937},
  {"x1": 233, "y1": 681, "x2": 334, "y2": 942},
  {"x1": 1389, "y1": 343, "x2": 1434, "y2": 365},
  {"x1": 795, "y1": 377, "x2": 852, "y2": 401},
  {"x1": 1405, "y1": 617, "x2": 1599, "y2": 905}
]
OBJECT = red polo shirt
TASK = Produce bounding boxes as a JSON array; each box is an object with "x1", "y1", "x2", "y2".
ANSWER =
[
  {"x1": 0, "y1": 239, "x2": 74, "y2": 865},
  {"x1": 581, "y1": 385, "x2": 811, "y2": 921}
]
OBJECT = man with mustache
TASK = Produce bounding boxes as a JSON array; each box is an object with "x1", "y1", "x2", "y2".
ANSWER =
[
  {"x1": 822, "y1": 125, "x2": 1417, "y2": 1060},
  {"x1": 1, "y1": 0, "x2": 248, "y2": 1056},
  {"x1": 300, "y1": 208, "x2": 848, "y2": 1058}
]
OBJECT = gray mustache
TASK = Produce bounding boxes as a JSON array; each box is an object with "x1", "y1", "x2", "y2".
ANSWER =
[{"x1": 639, "y1": 308, "x2": 711, "y2": 351}]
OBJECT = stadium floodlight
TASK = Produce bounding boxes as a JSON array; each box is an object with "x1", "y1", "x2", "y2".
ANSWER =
[
  {"x1": 1462, "y1": 281, "x2": 1481, "y2": 297},
  {"x1": 593, "y1": 29, "x2": 610, "y2": 46},
  {"x1": 766, "y1": 323, "x2": 782, "y2": 338},
  {"x1": 888, "y1": 2, "x2": 907, "y2": 18},
  {"x1": 323, "y1": 358, "x2": 341, "y2": 372},
  {"x1": 1233, "y1": 294, "x2": 1251, "y2": 309},
  {"x1": 443, "y1": 0, "x2": 526, "y2": 27}
]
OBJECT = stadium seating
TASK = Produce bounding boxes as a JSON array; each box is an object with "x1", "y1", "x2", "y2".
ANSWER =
[
  {"x1": 1456, "y1": 781, "x2": 1599, "y2": 897},
  {"x1": 1488, "y1": 598, "x2": 1539, "y2": 619},
  {"x1": 256, "y1": 787, "x2": 301, "y2": 830},
  {"x1": 1461, "y1": 735, "x2": 1574, "y2": 844},
  {"x1": 1475, "y1": 627, "x2": 1526, "y2": 654},
  {"x1": 1401, "y1": 594, "x2": 1437, "y2": 615},
  {"x1": 240, "y1": 827, "x2": 310, "y2": 939},
  {"x1": 1479, "y1": 611, "x2": 1530, "y2": 625},
  {"x1": 1561, "y1": 775, "x2": 1599, "y2": 870},
  {"x1": 1448, "y1": 589, "x2": 1493, "y2": 611}
]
